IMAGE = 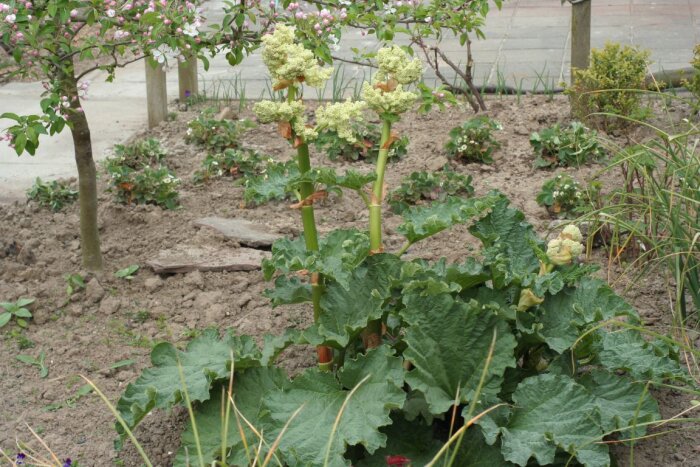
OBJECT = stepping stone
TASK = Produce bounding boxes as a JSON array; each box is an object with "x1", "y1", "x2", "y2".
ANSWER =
[
  {"x1": 194, "y1": 217, "x2": 282, "y2": 248},
  {"x1": 147, "y1": 245, "x2": 270, "y2": 273}
]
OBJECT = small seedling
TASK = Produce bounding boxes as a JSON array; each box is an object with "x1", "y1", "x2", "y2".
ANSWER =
[
  {"x1": 16, "y1": 351, "x2": 49, "y2": 378},
  {"x1": 26, "y1": 178, "x2": 78, "y2": 212},
  {"x1": 445, "y1": 116, "x2": 502, "y2": 163},
  {"x1": 0, "y1": 298, "x2": 35, "y2": 328},
  {"x1": 530, "y1": 122, "x2": 605, "y2": 168},
  {"x1": 44, "y1": 383, "x2": 94, "y2": 412},
  {"x1": 65, "y1": 273, "x2": 86, "y2": 296},
  {"x1": 115, "y1": 265, "x2": 139, "y2": 280}
]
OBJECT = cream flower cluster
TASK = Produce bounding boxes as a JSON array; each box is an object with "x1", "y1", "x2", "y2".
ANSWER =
[
  {"x1": 375, "y1": 45, "x2": 423, "y2": 85},
  {"x1": 315, "y1": 100, "x2": 367, "y2": 143},
  {"x1": 546, "y1": 225, "x2": 584, "y2": 266},
  {"x1": 362, "y1": 46, "x2": 422, "y2": 115},
  {"x1": 261, "y1": 24, "x2": 332, "y2": 89},
  {"x1": 252, "y1": 100, "x2": 317, "y2": 141}
]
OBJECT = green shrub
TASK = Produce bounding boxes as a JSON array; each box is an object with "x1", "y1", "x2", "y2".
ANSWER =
[
  {"x1": 106, "y1": 162, "x2": 180, "y2": 209},
  {"x1": 193, "y1": 148, "x2": 271, "y2": 184},
  {"x1": 26, "y1": 177, "x2": 78, "y2": 212},
  {"x1": 185, "y1": 109, "x2": 255, "y2": 152},
  {"x1": 567, "y1": 42, "x2": 651, "y2": 129},
  {"x1": 536, "y1": 174, "x2": 587, "y2": 218},
  {"x1": 314, "y1": 121, "x2": 409, "y2": 162},
  {"x1": 685, "y1": 44, "x2": 700, "y2": 106},
  {"x1": 112, "y1": 138, "x2": 167, "y2": 169},
  {"x1": 445, "y1": 116, "x2": 501, "y2": 163},
  {"x1": 530, "y1": 122, "x2": 605, "y2": 168},
  {"x1": 387, "y1": 165, "x2": 474, "y2": 214}
]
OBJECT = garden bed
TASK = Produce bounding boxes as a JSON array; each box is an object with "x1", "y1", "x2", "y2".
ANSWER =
[{"x1": 1, "y1": 95, "x2": 698, "y2": 466}]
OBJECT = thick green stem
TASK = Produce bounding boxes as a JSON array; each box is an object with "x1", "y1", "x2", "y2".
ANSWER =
[
  {"x1": 287, "y1": 86, "x2": 331, "y2": 369},
  {"x1": 364, "y1": 119, "x2": 393, "y2": 349},
  {"x1": 369, "y1": 119, "x2": 392, "y2": 253}
]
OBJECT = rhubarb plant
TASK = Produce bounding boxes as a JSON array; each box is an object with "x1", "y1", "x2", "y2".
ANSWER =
[{"x1": 115, "y1": 33, "x2": 694, "y2": 467}]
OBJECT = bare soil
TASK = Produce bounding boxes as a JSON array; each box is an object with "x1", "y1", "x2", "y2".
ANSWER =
[{"x1": 1, "y1": 95, "x2": 698, "y2": 466}]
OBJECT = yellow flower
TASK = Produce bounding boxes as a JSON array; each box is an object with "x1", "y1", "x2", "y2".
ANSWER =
[
  {"x1": 517, "y1": 288, "x2": 544, "y2": 312},
  {"x1": 361, "y1": 82, "x2": 417, "y2": 115},
  {"x1": 315, "y1": 100, "x2": 366, "y2": 143}
]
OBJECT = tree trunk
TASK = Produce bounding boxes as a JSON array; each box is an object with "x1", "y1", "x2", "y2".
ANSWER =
[{"x1": 65, "y1": 75, "x2": 103, "y2": 271}]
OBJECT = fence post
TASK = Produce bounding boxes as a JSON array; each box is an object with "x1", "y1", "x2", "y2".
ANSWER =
[
  {"x1": 571, "y1": 0, "x2": 591, "y2": 82},
  {"x1": 145, "y1": 61, "x2": 168, "y2": 128},
  {"x1": 178, "y1": 54, "x2": 199, "y2": 102}
]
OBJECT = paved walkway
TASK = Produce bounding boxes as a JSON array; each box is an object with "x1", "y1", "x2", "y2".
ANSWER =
[{"x1": 1, "y1": 0, "x2": 698, "y2": 202}]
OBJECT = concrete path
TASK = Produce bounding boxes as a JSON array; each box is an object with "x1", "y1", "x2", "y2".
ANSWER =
[{"x1": 1, "y1": 0, "x2": 698, "y2": 202}]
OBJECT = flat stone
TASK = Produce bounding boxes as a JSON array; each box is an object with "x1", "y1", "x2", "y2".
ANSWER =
[
  {"x1": 147, "y1": 245, "x2": 270, "y2": 274},
  {"x1": 194, "y1": 217, "x2": 282, "y2": 248}
]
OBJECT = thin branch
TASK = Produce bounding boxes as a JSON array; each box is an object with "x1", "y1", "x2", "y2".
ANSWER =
[
  {"x1": 75, "y1": 54, "x2": 145, "y2": 81},
  {"x1": 432, "y1": 44, "x2": 486, "y2": 110}
]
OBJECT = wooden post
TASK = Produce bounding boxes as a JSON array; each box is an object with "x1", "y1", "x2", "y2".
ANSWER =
[
  {"x1": 178, "y1": 54, "x2": 199, "y2": 102},
  {"x1": 571, "y1": 0, "x2": 591, "y2": 82},
  {"x1": 145, "y1": 61, "x2": 167, "y2": 128}
]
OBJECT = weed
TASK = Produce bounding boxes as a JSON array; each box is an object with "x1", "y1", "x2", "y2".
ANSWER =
[
  {"x1": 26, "y1": 178, "x2": 78, "y2": 212},
  {"x1": 16, "y1": 350, "x2": 49, "y2": 378},
  {"x1": 0, "y1": 297, "x2": 34, "y2": 328}
]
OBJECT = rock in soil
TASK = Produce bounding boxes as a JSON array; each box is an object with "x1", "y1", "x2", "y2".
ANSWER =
[
  {"x1": 194, "y1": 216, "x2": 282, "y2": 248},
  {"x1": 147, "y1": 245, "x2": 271, "y2": 273}
]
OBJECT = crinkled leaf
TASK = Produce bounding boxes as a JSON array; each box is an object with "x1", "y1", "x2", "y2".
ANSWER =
[
  {"x1": 294, "y1": 167, "x2": 376, "y2": 192},
  {"x1": 262, "y1": 346, "x2": 406, "y2": 467},
  {"x1": 316, "y1": 254, "x2": 402, "y2": 347},
  {"x1": 261, "y1": 328, "x2": 303, "y2": 366},
  {"x1": 264, "y1": 275, "x2": 311, "y2": 307},
  {"x1": 116, "y1": 330, "x2": 262, "y2": 436},
  {"x1": 578, "y1": 369, "x2": 659, "y2": 436},
  {"x1": 398, "y1": 193, "x2": 501, "y2": 244},
  {"x1": 263, "y1": 229, "x2": 370, "y2": 289},
  {"x1": 527, "y1": 278, "x2": 640, "y2": 354},
  {"x1": 175, "y1": 367, "x2": 289, "y2": 467},
  {"x1": 401, "y1": 290, "x2": 517, "y2": 415},
  {"x1": 499, "y1": 374, "x2": 609, "y2": 467},
  {"x1": 469, "y1": 195, "x2": 542, "y2": 287},
  {"x1": 596, "y1": 330, "x2": 690, "y2": 383},
  {"x1": 244, "y1": 161, "x2": 298, "y2": 205}
]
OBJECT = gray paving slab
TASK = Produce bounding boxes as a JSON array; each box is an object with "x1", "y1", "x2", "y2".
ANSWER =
[{"x1": 2, "y1": 0, "x2": 699, "y2": 203}]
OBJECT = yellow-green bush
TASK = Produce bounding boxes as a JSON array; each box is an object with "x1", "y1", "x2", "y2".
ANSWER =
[{"x1": 567, "y1": 42, "x2": 650, "y2": 130}]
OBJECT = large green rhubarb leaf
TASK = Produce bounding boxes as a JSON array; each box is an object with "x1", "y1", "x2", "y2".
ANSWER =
[
  {"x1": 397, "y1": 193, "x2": 502, "y2": 244},
  {"x1": 499, "y1": 374, "x2": 609, "y2": 467},
  {"x1": 245, "y1": 160, "x2": 298, "y2": 205},
  {"x1": 175, "y1": 367, "x2": 289, "y2": 466},
  {"x1": 401, "y1": 289, "x2": 517, "y2": 415},
  {"x1": 262, "y1": 229, "x2": 370, "y2": 289},
  {"x1": 596, "y1": 330, "x2": 690, "y2": 383},
  {"x1": 264, "y1": 275, "x2": 312, "y2": 307},
  {"x1": 262, "y1": 346, "x2": 406, "y2": 467},
  {"x1": 578, "y1": 369, "x2": 659, "y2": 436},
  {"x1": 116, "y1": 330, "x2": 262, "y2": 436},
  {"x1": 316, "y1": 254, "x2": 402, "y2": 347}
]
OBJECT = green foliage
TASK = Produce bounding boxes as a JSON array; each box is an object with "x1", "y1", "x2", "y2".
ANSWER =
[
  {"x1": 445, "y1": 116, "x2": 502, "y2": 163},
  {"x1": 65, "y1": 273, "x2": 86, "y2": 296},
  {"x1": 193, "y1": 148, "x2": 270, "y2": 184},
  {"x1": 106, "y1": 163, "x2": 180, "y2": 210},
  {"x1": 0, "y1": 298, "x2": 35, "y2": 328},
  {"x1": 16, "y1": 351, "x2": 49, "y2": 378},
  {"x1": 112, "y1": 138, "x2": 167, "y2": 169},
  {"x1": 244, "y1": 161, "x2": 376, "y2": 207},
  {"x1": 530, "y1": 122, "x2": 605, "y2": 168},
  {"x1": 536, "y1": 174, "x2": 585, "y2": 218},
  {"x1": 185, "y1": 109, "x2": 255, "y2": 152},
  {"x1": 686, "y1": 44, "x2": 700, "y2": 106},
  {"x1": 387, "y1": 165, "x2": 474, "y2": 214},
  {"x1": 26, "y1": 178, "x2": 78, "y2": 212},
  {"x1": 567, "y1": 42, "x2": 651, "y2": 130},
  {"x1": 592, "y1": 127, "x2": 700, "y2": 320},
  {"x1": 115, "y1": 265, "x2": 139, "y2": 280},
  {"x1": 116, "y1": 193, "x2": 689, "y2": 466},
  {"x1": 314, "y1": 121, "x2": 409, "y2": 163}
]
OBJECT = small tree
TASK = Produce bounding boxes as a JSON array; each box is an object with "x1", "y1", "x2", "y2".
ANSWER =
[{"x1": 0, "y1": 0, "x2": 204, "y2": 270}]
